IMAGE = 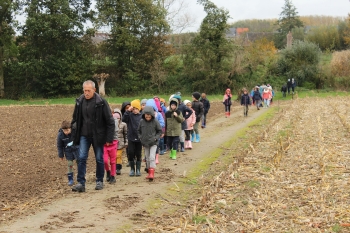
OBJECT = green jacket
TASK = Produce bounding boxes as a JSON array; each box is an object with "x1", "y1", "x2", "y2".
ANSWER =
[{"x1": 165, "y1": 98, "x2": 183, "y2": 136}]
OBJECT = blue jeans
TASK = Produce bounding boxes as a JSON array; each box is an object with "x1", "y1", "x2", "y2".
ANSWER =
[{"x1": 77, "y1": 136, "x2": 104, "y2": 186}]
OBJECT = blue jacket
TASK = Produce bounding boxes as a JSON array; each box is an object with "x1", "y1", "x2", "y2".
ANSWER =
[
  {"x1": 252, "y1": 90, "x2": 262, "y2": 101},
  {"x1": 145, "y1": 99, "x2": 165, "y2": 128},
  {"x1": 200, "y1": 98, "x2": 210, "y2": 115}
]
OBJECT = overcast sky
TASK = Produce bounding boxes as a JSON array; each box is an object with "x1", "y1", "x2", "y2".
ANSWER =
[{"x1": 186, "y1": 0, "x2": 350, "y2": 31}]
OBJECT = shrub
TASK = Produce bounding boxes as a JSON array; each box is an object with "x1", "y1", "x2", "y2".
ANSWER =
[{"x1": 331, "y1": 50, "x2": 350, "y2": 77}]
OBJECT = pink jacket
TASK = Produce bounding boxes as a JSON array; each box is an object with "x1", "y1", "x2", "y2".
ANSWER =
[
  {"x1": 185, "y1": 107, "x2": 196, "y2": 130},
  {"x1": 262, "y1": 89, "x2": 272, "y2": 100}
]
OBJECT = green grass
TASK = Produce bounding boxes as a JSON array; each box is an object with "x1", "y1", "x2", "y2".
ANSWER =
[{"x1": 0, "y1": 94, "x2": 225, "y2": 106}]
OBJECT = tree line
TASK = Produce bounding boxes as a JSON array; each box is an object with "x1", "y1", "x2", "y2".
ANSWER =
[{"x1": 1, "y1": 0, "x2": 350, "y2": 99}]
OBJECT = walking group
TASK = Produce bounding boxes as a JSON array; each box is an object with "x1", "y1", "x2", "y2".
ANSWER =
[
  {"x1": 222, "y1": 85, "x2": 275, "y2": 118},
  {"x1": 56, "y1": 80, "x2": 210, "y2": 192}
]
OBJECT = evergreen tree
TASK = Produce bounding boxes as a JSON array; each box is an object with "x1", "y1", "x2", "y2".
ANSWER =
[
  {"x1": 11, "y1": 0, "x2": 94, "y2": 97},
  {"x1": 182, "y1": 0, "x2": 233, "y2": 93},
  {"x1": 274, "y1": 0, "x2": 304, "y2": 49},
  {"x1": 95, "y1": 0, "x2": 171, "y2": 94},
  {"x1": 0, "y1": 0, "x2": 19, "y2": 98}
]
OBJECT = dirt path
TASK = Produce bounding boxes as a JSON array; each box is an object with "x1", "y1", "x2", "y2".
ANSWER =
[{"x1": 0, "y1": 104, "x2": 268, "y2": 233}]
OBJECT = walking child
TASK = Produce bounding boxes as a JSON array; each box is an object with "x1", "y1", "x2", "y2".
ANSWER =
[
  {"x1": 103, "y1": 108, "x2": 119, "y2": 184},
  {"x1": 122, "y1": 99, "x2": 143, "y2": 176},
  {"x1": 56, "y1": 120, "x2": 79, "y2": 186},
  {"x1": 191, "y1": 92, "x2": 204, "y2": 143},
  {"x1": 252, "y1": 86, "x2": 262, "y2": 110},
  {"x1": 183, "y1": 100, "x2": 196, "y2": 149},
  {"x1": 113, "y1": 108, "x2": 128, "y2": 175},
  {"x1": 165, "y1": 97, "x2": 184, "y2": 160},
  {"x1": 241, "y1": 88, "x2": 252, "y2": 117},
  {"x1": 223, "y1": 88, "x2": 232, "y2": 117},
  {"x1": 137, "y1": 106, "x2": 162, "y2": 181},
  {"x1": 200, "y1": 93, "x2": 210, "y2": 128}
]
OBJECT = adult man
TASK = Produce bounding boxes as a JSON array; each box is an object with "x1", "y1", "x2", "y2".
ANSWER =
[
  {"x1": 71, "y1": 80, "x2": 115, "y2": 192},
  {"x1": 199, "y1": 93, "x2": 210, "y2": 128}
]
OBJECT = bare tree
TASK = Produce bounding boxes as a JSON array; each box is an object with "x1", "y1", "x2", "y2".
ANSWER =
[
  {"x1": 93, "y1": 73, "x2": 110, "y2": 97},
  {"x1": 161, "y1": 0, "x2": 197, "y2": 33}
]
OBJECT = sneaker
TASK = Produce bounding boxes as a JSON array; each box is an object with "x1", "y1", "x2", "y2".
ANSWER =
[
  {"x1": 72, "y1": 183, "x2": 85, "y2": 192},
  {"x1": 109, "y1": 176, "x2": 116, "y2": 184},
  {"x1": 95, "y1": 181, "x2": 104, "y2": 190}
]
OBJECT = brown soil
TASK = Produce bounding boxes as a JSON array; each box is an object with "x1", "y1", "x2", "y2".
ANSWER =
[{"x1": 0, "y1": 101, "x2": 266, "y2": 232}]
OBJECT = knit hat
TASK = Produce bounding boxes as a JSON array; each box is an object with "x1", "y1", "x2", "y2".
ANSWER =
[
  {"x1": 176, "y1": 91, "x2": 181, "y2": 96},
  {"x1": 173, "y1": 94, "x2": 181, "y2": 101},
  {"x1": 192, "y1": 92, "x2": 200, "y2": 100},
  {"x1": 131, "y1": 99, "x2": 141, "y2": 110},
  {"x1": 141, "y1": 99, "x2": 148, "y2": 105},
  {"x1": 183, "y1": 100, "x2": 191, "y2": 106}
]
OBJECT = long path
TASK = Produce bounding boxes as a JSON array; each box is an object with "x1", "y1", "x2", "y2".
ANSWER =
[{"x1": 0, "y1": 104, "x2": 268, "y2": 233}]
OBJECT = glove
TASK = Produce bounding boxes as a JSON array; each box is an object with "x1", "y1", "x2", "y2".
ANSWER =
[{"x1": 67, "y1": 141, "x2": 73, "y2": 147}]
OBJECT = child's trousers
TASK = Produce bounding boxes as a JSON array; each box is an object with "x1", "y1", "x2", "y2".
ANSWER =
[
  {"x1": 167, "y1": 136, "x2": 179, "y2": 150},
  {"x1": 145, "y1": 145, "x2": 157, "y2": 169},
  {"x1": 103, "y1": 140, "x2": 118, "y2": 176}
]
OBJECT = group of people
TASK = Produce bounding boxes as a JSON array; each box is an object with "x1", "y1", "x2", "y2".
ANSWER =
[
  {"x1": 222, "y1": 84, "x2": 276, "y2": 118},
  {"x1": 56, "y1": 80, "x2": 211, "y2": 192}
]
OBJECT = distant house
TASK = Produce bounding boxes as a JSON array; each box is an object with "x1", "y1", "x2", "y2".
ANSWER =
[
  {"x1": 91, "y1": 32, "x2": 110, "y2": 44},
  {"x1": 226, "y1": 27, "x2": 249, "y2": 39}
]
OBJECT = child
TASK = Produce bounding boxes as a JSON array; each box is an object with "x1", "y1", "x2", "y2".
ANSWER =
[
  {"x1": 183, "y1": 100, "x2": 196, "y2": 149},
  {"x1": 250, "y1": 88, "x2": 255, "y2": 105},
  {"x1": 191, "y1": 92, "x2": 204, "y2": 143},
  {"x1": 145, "y1": 98, "x2": 165, "y2": 166},
  {"x1": 103, "y1": 108, "x2": 119, "y2": 184},
  {"x1": 56, "y1": 120, "x2": 79, "y2": 186},
  {"x1": 281, "y1": 84, "x2": 287, "y2": 98},
  {"x1": 122, "y1": 99, "x2": 143, "y2": 176},
  {"x1": 165, "y1": 97, "x2": 183, "y2": 160},
  {"x1": 252, "y1": 86, "x2": 262, "y2": 110},
  {"x1": 154, "y1": 97, "x2": 166, "y2": 156},
  {"x1": 200, "y1": 93, "x2": 210, "y2": 128},
  {"x1": 137, "y1": 106, "x2": 162, "y2": 181},
  {"x1": 241, "y1": 88, "x2": 252, "y2": 117},
  {"x1": 223, "y1": 88, "x2": 232, "y2": 117},
  {"x1": 113, "y1": 108, "x2": 128, "y2": 175},
  {"x1": 262, "y1": 86, "x2": 272, "y2": 108}
]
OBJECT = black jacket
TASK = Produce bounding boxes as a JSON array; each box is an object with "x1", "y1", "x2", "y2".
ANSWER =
[
  {"x1": 200, "y1": 98, "x2": 210, "y2": 115},
  {"x1": 241, "y1": 94, "x2": 252, "y2": 106},
  {"x1": 122, "y1": 109, "x2": 142, "y2": 142},
  {"x1": 71, "y1": 93, "x2": 115, "y2": 146},
  {"x1": 281, "y1": 85, "x2": 287, "y2": 92},
  {"x1": 177, "y1": 102, "x2": 193, "y2": 130},
  {"x1": 191, "y1": 100, "x2": 204, "y2": 122},
  {"x1": 252, "y1": 90, "x2": 262, "y2": 101}
]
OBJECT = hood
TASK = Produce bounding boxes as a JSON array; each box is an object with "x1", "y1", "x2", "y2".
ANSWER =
[
  {"x1": 154, "y1": 98, "x2": 162, "y2": 112},
  {"x1": 142, "y1": 106, "x2": 155, "y2": 119},
  {"x1": 225, "y1": 88, "x2": 231, "y2": 94},
  {"x1": 169, "y1": 97, "x2": 179, "y2": 111},
  {"x1": 121, "y1": 101, "x2": 131, "y2": 115},
  {"x1": 113, "y1": 108, "x2": 122, "y2": 119},
  {"x1": 146, "y1": 99, "x2": 159, "y2": 113}
]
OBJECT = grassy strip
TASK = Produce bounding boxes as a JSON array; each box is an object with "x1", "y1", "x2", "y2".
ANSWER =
[
  {"x1": 0, "y1": 95, "x2": 225, "y2": 106},
  {"x1": 1, "y1": 89, "x2": 349, "y2": 106}
]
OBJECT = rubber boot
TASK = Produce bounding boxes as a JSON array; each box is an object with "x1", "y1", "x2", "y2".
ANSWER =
[
  {"x1": 109, "y1": 176, "x2": 116, "y2": 184},
  {"x1": 228, "y1": 112, "x2": 231, "y2": 117},
  {"x1": 184, "y1": 140, "x2": 189, "y2": 149},
  {"x1": 171, "y1": 149, "x2": 177, "y2": 160},
  {"x1": 146, "y1": 168, "x2": 155, "y2": 181},
  {"x1": 191, "y1": 132, "x2": 195, "y2": 142},
  {"x1": 187, "y1": 141, "x2": 192, "y2": 149},
  {"x1": 225, "y1": 112, "x2": 228, "y2": 118},
  {"x1": 159, "y1": 138, "x2": 165, "y2": 155},
  {"x1": 116, "y1": 164, "x2": 122, "y2": 175},
  {"x1": 180, "y1": 142, "x2": 185, "y2": 152},
  {"x1": 195, "y1": 134, "x2": 200, "y2": 143},
  {"x1": 67, "y1": 172, "x2": 74, "y2": 186},
  {"x1": 135, "y1": 161, "x2": 141, "y2": 176},
  {"x1": 106, "y1": 170, "x2": 111, "y2": 182},
  {"x1": 155, "y1": 154, "x2": 159, "y2": 165},
  {"x1": 129, "y1": 160, "x2": 135, "y2": 176}
]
